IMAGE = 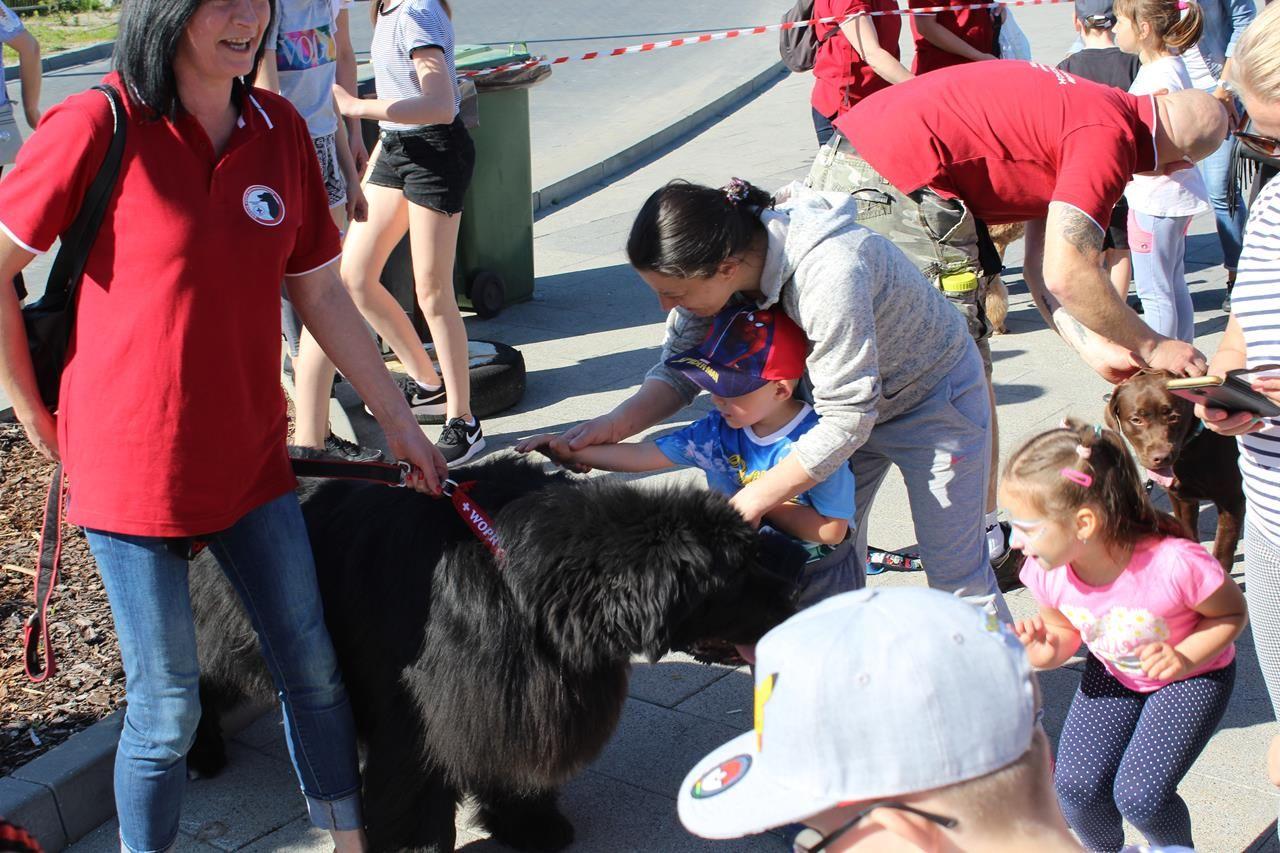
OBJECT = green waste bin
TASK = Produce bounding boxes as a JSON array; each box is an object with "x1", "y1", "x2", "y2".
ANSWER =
[{"x1": 357, "y1": 44, "x2": 549, "y2": 328}]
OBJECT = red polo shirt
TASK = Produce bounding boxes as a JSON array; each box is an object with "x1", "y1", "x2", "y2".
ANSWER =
[
  {"x1": 835, "y1": 61, "x2": 1159, "y2": 227},
  {"x1": 908, "y1": 0, "x2": 993, "y2": 75},
  {"x1": 811, "y1": 0, "x2": 902, "y2": 119},
  {"x1": 0, "y1": 74, "x2": 340, "y2": 536}
]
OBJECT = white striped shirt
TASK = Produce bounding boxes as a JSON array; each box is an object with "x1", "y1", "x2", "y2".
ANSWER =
[
  {"x1": 371, "y1": 0, "x2": 460, "y2": 132},
  {"x1": 1233, "y1": 177, "x2": 1280, "y2": 545}
]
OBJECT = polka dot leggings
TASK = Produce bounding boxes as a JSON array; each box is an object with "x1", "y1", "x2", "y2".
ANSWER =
[{"x1": 1054, "y1": 654, "x2": 1236, "y2": 852}]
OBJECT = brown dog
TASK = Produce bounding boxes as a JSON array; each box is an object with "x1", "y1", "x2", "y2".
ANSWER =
[
  {"x1": 982, "y1": 222, "x2": 1024, "y2": 335},
  {"x1": 1105, "y1": 370, "x2": 1245, "y2": 570}
]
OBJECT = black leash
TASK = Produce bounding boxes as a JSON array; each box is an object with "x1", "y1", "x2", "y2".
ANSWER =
[{"x1": 23, "y1": 456, "x2": 498, "y2": 682}]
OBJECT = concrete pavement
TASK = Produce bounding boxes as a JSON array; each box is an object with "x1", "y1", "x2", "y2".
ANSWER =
[{"x1": 64, "y1": 54, "x2": 1280, "y2": 853}]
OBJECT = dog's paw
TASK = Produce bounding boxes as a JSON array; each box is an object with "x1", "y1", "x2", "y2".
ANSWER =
[{"x1": 478, "y1": 802, "x2": 575, "y2": 852}]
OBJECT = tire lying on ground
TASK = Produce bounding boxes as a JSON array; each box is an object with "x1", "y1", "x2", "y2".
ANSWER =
[{"x1": 384, "y1": 339, "x2": 525, "y2": 425}]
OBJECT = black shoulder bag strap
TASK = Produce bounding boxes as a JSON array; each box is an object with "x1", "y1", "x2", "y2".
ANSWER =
[
  {"x1": 23, "y1": 84, "x2": 127, "y2": 684},
  {"x1": 40, "y1": 84, "x2": 127, "y2": 313}
]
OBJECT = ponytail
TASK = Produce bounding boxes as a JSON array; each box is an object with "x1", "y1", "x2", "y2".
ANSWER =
[
  {"x1": 1165, "y1": 0, "x2": 1204, "y2": 52},
  {"x1": 627, "y1": 179, "x2": 774, "y2": 279}
]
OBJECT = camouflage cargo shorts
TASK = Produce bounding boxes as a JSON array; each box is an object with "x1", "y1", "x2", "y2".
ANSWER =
[{"x1": 806, "y1": 134, "x2": 992, "y2": 371}]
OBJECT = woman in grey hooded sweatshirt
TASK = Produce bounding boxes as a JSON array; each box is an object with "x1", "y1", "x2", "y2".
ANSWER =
[{"x1": 554, "y1": 179, "x2": 1008, "y2": 615}]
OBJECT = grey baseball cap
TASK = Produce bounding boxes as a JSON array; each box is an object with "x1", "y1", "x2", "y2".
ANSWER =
[{"x1": 1076, "y1": 0, "x2": 1118, "y2": 27}]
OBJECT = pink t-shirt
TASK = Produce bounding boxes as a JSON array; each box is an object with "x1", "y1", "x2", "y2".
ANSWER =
[{"x1": 1019, "y1": 537, "x2": 1235, "y2": 693}]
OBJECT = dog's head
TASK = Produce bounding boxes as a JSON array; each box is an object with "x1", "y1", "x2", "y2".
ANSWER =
[
  {"x1": 502, "y1": 478, "x2": 798, "y2": 666},
  {"x1": 1105, "y1": 370, "x2": 1197, "y2": 485}
]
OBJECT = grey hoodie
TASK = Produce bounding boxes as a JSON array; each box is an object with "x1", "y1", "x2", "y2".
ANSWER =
[{"x1": 646, "y1": 191, "x2": 972, "y2": 481}]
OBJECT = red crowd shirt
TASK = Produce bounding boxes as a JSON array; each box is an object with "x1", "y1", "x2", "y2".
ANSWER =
[
  {"x1": 0, "y1": 74, "x2": 341, "y2": 536},
  {"x1": 908, "y1": 0, "x2": 993, "y2": 75},
  {"x1": 811, "y1": 0, "x2": 902, "y2": 119},
  {"x1": 835, "y1": 61, "x2": 1158, "y2": 227}
]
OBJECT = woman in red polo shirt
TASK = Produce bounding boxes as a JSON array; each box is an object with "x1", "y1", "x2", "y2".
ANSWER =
[
  {"x1": 0, "y1": 0, "x2": 444, "y2": 850},
  {"x1": 811, "y1": 0, "x2": 913, "y2": 146}
]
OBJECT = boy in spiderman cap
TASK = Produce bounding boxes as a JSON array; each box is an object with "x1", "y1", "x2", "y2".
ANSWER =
[{"x1": 518, "y1": 305, "x2": 859, "y2": 610}]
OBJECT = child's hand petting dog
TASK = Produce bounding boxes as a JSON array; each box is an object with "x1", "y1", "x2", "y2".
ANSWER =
[
  {"x1": 1014, "y1": 616, "x2": 1063, "y2": 668},
  {"x1": 516, "y1": 434, "x2": 577, "y2": 467}
]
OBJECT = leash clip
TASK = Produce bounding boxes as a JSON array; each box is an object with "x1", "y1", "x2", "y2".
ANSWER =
[
  {"x1": 440, "y1": 478, "x2": 458, "y2": 497},
  {"x1": 394, "y1": 460, "x2": 413, "y2": 487}
]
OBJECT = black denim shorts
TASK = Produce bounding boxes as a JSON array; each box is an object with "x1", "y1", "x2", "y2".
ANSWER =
[{"x1": 368, "y1": 116, "x2": 476, "y2": 215}]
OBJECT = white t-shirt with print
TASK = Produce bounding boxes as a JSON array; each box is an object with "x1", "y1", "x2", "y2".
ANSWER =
[{"x1": 264, "y1": 0, "x2": 351, "y2": 139}]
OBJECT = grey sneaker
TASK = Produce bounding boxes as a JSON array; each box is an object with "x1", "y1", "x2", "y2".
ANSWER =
[
  {"x1": 436, "y1": 416, "x2": 486, "y2": 467},
  {"x1": 323, "y1": 433, "x2": 384, "y2": 463},
  {"x1": 366, "y1": 373, "x2": 447, "y2": 423}
]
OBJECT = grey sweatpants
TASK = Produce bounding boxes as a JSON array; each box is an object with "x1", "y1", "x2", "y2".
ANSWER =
[{"x1": 849, "y1": 342, "x2": 1010, "y2": 620}]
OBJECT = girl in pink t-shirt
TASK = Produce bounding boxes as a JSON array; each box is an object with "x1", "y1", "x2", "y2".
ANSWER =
[{"x1": 999, "y1": 420, "x2": 1247, "y2": 852}]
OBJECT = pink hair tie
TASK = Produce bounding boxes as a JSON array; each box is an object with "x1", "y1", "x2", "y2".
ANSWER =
[
  {"x1": 1061, "y1": 468, "x2": 1094, "y2": 488},
  {"x1": 1177, "y1": 1, "x2": 1189, "y2": 8}
]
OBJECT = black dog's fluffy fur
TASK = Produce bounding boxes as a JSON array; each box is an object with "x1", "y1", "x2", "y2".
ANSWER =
[{"x1": 187, "y1": 455, "x2": 797, "y2": 852}]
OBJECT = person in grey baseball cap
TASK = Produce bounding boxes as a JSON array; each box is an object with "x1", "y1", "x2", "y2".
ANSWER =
[{"x1": 676, "y1": 587, "x2": 1193, "y2": 852}]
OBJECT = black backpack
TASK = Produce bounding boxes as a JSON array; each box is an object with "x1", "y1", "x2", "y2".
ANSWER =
[{"x1": 779, "y1": 0, "x2": 840, "y2": 73}]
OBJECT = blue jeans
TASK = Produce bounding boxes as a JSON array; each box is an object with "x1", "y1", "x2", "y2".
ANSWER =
[
  {"x1": 86, "y1": 493, "x2": 362, "y2": 853},
  {"x1": 1130, "y1": 210, "x2": 1195, "y2": 343},
  {"x1": 1197, "y1": 131, "x2": 1247, "y2": 274}
]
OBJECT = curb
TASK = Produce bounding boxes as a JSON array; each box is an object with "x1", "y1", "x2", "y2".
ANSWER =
[
  {"x1": 4, "y1": 41, "x2": 115, "y2": 83},
  {"x1": 0, "y1": 711, "x2": 122, "y2": 850},
  {"x1": 532, "y1": 61, "x2": 788, "y2": 213}
]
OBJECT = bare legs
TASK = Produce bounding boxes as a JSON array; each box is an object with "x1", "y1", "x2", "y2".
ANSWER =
[
  {"x1": 339, "y1": 183, "x2": 443, "y2": 390},
  {"x1": 292, "y1": 205, "x2": 351, "y2": 450},
  {"x1": 407, "y1": 202, "x2": 470, "y2": 423}
]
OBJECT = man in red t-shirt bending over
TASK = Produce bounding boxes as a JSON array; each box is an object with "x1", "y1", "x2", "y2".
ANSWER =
[{"x1": 819, "y1": 60, "x2": 1226, "y2": 381}]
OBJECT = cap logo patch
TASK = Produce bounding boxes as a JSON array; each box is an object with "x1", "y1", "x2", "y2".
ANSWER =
[
  {"x1": 243, "y1": 185, "x2": 286, "y2": 227},
  {"x1": 690, "y1": 755, "x2": 751, "y2": 799},
  {"x1": 754, "y1": 672, "x2": 778, "y2": 751}
]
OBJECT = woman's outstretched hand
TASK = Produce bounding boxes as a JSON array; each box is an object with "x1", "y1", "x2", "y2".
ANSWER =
[
  {"x1": 547, "y1": 415, "x2": 620, "y2": 473},
  {"x1": 515, "y1": 433, "x2": 576, "y2": 467}
]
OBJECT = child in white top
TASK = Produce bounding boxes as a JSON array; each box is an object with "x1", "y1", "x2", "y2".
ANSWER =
[{"x1": 1115, "y1": 0, "x2": 1212, "y2": 342}]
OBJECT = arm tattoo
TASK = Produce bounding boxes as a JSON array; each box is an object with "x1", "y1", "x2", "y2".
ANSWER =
[
  {"x1": 1052, "y1": 308, "x2": 1091, "y2": 350},
  {"x1": 1058, "y1": 206, "x2": 1105, "y2": 254}
]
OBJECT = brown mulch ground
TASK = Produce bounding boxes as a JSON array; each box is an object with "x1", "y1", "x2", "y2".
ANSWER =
[
  {"x1": 0, "y1": 421, "x2": 124, "y2": 776},
  {"x1": 0, "y1": 399, "x2": 300, "y2": 776}
]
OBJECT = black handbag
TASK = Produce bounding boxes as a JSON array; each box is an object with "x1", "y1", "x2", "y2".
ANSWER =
[{"x1": 21, "y1": 84, "x2": 126, "y2": 412}]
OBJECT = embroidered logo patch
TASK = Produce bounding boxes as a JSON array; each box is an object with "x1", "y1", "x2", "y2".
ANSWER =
[
  {"x1": 690, "y1": 755, "x2": 751, "y2": 799},
  {"x1": 243, "y1": 185, "x2": 285, "y2": 227}
]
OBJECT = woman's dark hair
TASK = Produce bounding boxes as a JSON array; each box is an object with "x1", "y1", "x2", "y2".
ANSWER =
[
  {"x1": 1002, "y1": 418, "x2": 1192, "y2": 547},
  {"x1": 627, "y1": 179, "x2": 774, "y2": 279},
  {"x1": 115, "y1": 0, "x2": 276, "y2": 119}
]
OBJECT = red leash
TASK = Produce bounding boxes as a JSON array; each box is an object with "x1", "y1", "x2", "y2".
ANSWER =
[
  {"x1": 443, "y1": 479, "x2": 506, "y2": 562},
  {"x1": 22, "y1": 459, "x2": 504, "y2": 683}
]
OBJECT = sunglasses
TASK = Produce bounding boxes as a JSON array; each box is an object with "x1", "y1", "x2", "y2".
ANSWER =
[
  {"x1": 1235, "y1": 130, "x2": 1280, "y2": 160},
  {"x1": 792, "y1": 802, "x2": 958, "y2": 852}
]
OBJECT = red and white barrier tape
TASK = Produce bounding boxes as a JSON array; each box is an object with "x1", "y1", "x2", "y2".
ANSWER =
[{"x1": 460, "y1": 2, "x2": 1073, "y2": 79}]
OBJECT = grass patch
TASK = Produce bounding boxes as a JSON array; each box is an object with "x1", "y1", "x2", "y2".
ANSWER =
[{"x1": 3, "y1": 9, "x2": 117, "y2": 65}]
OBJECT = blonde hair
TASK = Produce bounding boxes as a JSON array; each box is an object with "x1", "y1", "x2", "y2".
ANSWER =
[
  {"x1": 1228, "y1": 1, "x2": 1280, "y2": 102},
  {"x1": 1113, "y1": 0, "x2": 1204, "y2": 52}
]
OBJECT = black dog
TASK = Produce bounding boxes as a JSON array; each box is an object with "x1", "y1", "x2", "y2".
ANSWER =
[
  {"x1": 187, "y1": 456, "x2": 799, "y2": 852},
  {"x1": 1106, "y1": 370, "x2": 1245, "y2": 570}
]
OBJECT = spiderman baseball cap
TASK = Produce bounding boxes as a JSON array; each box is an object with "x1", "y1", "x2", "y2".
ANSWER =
[{"x1": 665, "y1": 306, "x2": 808, "y2": 398}]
